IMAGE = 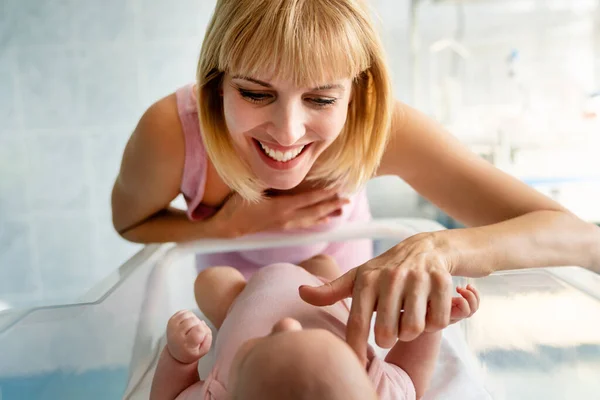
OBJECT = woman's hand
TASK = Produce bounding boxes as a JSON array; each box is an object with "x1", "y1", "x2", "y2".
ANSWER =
[
  {"x1": 299, "y1": 232, "x2": 456, "y2": 364},
  {"x1": 213, "y1": 189, "x2": 349, "y2": 237}
]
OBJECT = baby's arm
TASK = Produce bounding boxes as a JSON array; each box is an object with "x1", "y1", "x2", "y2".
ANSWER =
[
  {"x1": 150, "y1": 311, "x2": 212, "y2": 400},
  {"x1": 385, "y1": 285, "x2": 480, "y2": 399}
]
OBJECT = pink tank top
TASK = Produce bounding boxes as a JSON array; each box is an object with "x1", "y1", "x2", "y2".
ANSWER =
[
  {"x1": 175, "y1": 263, "x2": 416, "y2": 399},
  {"x1": 175, "y1": 84, "x2": 373, "y2": 274}
]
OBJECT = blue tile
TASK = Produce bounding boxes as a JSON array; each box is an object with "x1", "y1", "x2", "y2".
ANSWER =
[
  {"x1": 139, "y1": 0, "x2": 214, "y2": 41},
  {"x1": 17, "y1": 47, "x2": 83, "y2": 129},
  {"x1": 35, "y1": 214, "x2": 94, "y2": 298},
  {"x1": 26, "y1": 134, "x2": 90, "y2": 211},
  {"x1": 94, "y1": 218, "x2": 140, "y2": 280},
  {"x1": 79, "y1": 47, "x2": 139, "y2": 127},
  {"x1": 0, "y1": 1, "x2": 8, "y2": 48},
  {"x1": 0, "y1": 219, "x2": 39, "y2": 298},
  {"x1": 72, "y1": 0, "x2": 135, "y2": 44},
  {"x1": 88, "y1": 131, "x2": 129, "y2": 208},
  {"x1": 140, "y1": 42, "x2": 197, "y2": 102},
  {"x1": 0, "y1": 134, "x2": 28, "y2": 214},
  {"x1": 7, "y1": 0, "x2": 73, "y2": 46},
  {"x1": 0, "y1": 47, "x2": 18, "y2": 132}
]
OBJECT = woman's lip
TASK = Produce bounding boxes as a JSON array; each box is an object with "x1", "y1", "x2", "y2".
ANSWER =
[
  {"x1": 253, "y1": 139, "x2": 311, "y2": 170},
  {"x1": 253, "y1": 139, "x2": 309, "y2": 152}
]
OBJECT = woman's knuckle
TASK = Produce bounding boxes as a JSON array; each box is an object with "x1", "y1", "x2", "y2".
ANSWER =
[
  {"x1": 387, "y1": 267, "x2": 406, "y2": 283},
  {"x1": 281, "y1": 220, "x2": 294, "y2": 230},
  {"x1": 430, "y1": 269, "x2": 452, "y2": 286},
  {"x1": 359, "y1": 271, "x2": 378, "y2": 287},
  {"x1": 407, "y1": 268, "x2": 426, "y2": 284}
]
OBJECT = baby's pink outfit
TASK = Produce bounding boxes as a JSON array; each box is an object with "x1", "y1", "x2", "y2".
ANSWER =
[
  {"x1": 176, "y1": 263, "x2": 416, "y2": 399},
  {"x1": 175, "y1": 84, "x2": 373, "y2": 278}
]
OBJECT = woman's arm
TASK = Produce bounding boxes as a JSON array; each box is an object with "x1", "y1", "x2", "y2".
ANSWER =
[
  {"x1": 296, "y1": 103, "x2": 600, "y2": 359},
  {"x1": 378, "y1": 102, "x2": 600, "y2": 273},
  {"x1": 111, "y1": 95, "x2": 234, "y2": 243},
  {"x1": 111, "y1": 94, "x2": 347, "y2": 243},
  {"x1": 440, "y1": 210, "x2": 600, "y2": 276}
]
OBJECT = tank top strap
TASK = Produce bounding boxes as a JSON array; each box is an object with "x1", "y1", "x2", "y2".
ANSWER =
[{"x1": 175, "y1": 84, "x2": 215, "y2": 220}]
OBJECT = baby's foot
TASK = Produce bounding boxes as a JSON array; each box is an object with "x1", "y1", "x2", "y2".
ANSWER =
[{"x1": 166, "y1": 310, "x2": 212, "y2": 364}]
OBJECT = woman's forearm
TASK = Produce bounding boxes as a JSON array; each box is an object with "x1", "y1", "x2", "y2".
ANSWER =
[
  {"x1": 119, "y1": 208, "x2": 234, "y2": 243},
  {"x1": 439, "y1": 210, "x2": 600, "y2": 277}
]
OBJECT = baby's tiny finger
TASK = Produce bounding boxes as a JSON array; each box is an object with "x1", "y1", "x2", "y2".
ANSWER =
[
  {"x1": 180, "y1": 311, "x2": 197, "y2": 322},
  {"x1": 467, "y1": 284, "x2": 481, "y2": 305},
  {"x1": 169, "y1": 310, "x2": 188, "y2": 324},
  {"x1": 460, "y1": 288, "x2": 479, "y2": 316},
  {"x1": 199, "y1": 331, "x2": 212, "y2": 353},
  {"x1": 186, "y1": 325, "x2": 205, "y2": 345},
  {"x1": 180, "y1": 317, "x2": 199, "y2": 335}
]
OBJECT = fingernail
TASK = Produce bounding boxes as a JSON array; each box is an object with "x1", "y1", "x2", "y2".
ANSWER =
[
  {"x1": 330, "y1": 209, "x2": 342, "y2": 217},
  {"x1": 300, "y1": 285, "x2": 315, "y2": 289}
]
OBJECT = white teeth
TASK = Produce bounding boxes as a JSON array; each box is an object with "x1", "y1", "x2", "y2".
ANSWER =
[{"x1": 259, "y1": 141, "x2": 305, "y2": 162}]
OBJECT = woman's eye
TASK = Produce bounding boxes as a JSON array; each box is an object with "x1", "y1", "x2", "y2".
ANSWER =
[
  {"x1": 308, "y1": 98, "x2": 337, "y2": 108},
  {"x1": 238, "y1": 89, "x2": 272, "y2": 103}
]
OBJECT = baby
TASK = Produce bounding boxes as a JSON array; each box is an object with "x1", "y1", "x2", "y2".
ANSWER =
[{"x1": 150, "y1": 255, "x2": 480, "y2": 400}]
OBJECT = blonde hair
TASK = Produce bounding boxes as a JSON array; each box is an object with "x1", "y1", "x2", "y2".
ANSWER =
[{"x1": 197, "y1": 0, "x2": 393, "y2": 201}]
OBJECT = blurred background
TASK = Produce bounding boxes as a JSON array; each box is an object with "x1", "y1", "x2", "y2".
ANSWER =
[{"x1": 0, "y1": 0, "x2": 599, "y2": 309}]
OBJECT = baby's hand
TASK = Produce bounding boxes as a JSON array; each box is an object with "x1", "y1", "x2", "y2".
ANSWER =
[
  {"x1": 449, "y1": 284, "x2": 480, "y2": 324},
  {"x1": 166, "y1": 310, "x2": 212, "y2": 364}
]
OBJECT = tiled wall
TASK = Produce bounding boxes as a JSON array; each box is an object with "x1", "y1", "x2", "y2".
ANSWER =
[
  {"x1": 0, "y1": 0, "x2": 216, "y2": 307},
  {"x1": 1, "y1": 0, "x2": 598, "y2": 308}
]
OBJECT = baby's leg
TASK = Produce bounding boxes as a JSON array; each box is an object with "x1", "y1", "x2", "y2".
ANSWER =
[
  {"x1": 194, "y1": 266, "x2": 247, "y2": 329},
  {"x1": 298, "y1": 254, "x2": 342, "y2": 281}
]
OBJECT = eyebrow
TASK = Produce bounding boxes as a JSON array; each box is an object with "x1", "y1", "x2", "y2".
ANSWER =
[{"x1": 232, "y1": 75, "x2": 345, "y2": 92}]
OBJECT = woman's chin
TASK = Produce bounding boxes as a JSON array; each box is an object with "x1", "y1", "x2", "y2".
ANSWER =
[{"x1": 260, "y1": 173, "x2": 307, "y2": 191}]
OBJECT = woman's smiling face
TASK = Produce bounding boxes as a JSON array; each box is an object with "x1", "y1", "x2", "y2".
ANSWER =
[{"x1": 221, "y1": 73, "x2": 353, "y2": 190}]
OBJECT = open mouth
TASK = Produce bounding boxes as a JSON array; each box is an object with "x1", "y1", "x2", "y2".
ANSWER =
[{"x1": 253, "y1": 139, "x2": 310, "y2": 163}]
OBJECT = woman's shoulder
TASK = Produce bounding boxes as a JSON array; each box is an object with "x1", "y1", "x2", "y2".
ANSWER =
[
  {"x1": 137, "y1": 93, "x2": 184, "y2": 153},
  {"x1": 136, "y1": 90, "x2": 230, "y2": 207},
  {"x1": 132, "y1": 93, "x2": 186, "y2": 174},
  {"x1": 377, "y1": 100, "x2": 456, "y2": 179}
]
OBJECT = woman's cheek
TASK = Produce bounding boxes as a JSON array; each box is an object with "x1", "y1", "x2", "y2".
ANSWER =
[
  {"x1": 224, "y1": 99, "x2": 260, "y2": 137},
  {"x1": 317, "y1": 108, "x2": 349, "y2": 143}
]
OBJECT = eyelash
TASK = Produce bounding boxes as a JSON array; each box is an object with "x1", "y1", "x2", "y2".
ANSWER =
[{"x1": 237, "y1": 89, "x2": 337, "y2": 108}]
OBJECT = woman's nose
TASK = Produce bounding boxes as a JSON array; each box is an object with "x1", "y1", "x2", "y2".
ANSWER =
[
  {"x1": 272, "y1": 318, "x2": 303, "y2": 333},
  {"x1": 270, "y1": 102, "x2": 306, "y2": 146}
]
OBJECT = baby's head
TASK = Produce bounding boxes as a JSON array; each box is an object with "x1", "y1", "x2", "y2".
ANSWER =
[{"x1": 229, "y1": 318, "x2": 377, "y2": 400}]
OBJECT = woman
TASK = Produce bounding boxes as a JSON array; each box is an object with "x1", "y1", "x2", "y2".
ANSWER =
[{"x1": 111, "y1": 0, "x2": 600, "y2": 364}]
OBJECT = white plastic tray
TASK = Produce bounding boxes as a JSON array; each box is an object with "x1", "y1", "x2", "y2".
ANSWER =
[{"x1": 0, "y1": 218, "x2": 598, "y2": 400}]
